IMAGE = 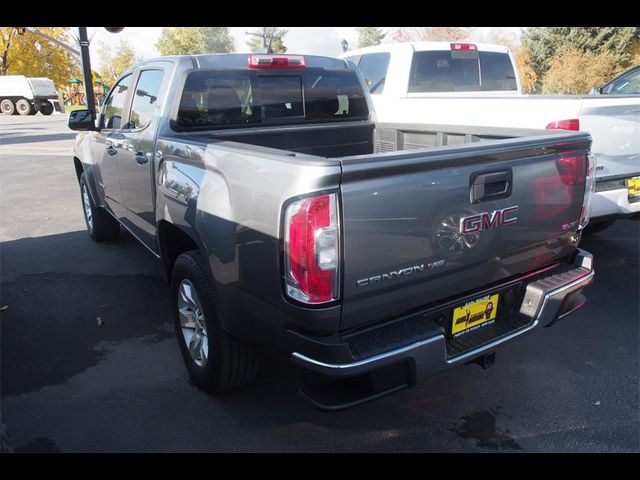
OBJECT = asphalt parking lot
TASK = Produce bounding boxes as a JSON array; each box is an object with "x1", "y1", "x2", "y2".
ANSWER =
[{"x1": 1, "y1": 114, "x2": 638, "y2": 452}]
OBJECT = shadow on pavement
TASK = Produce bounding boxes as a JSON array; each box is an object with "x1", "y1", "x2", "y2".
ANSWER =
[
  {"x1": 1, "y1": 229, "x2": 170, "y2": 396},
  {"x1": 0, "y1": 132, "x2": 77, "y2": 145}
]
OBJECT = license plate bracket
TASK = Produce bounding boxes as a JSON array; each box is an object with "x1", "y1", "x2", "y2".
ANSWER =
[
  {"x1": 451, "y1": 293, "x2": 499, "y2": 337},
  {"x1": 626, "y1": 176, "x2": 640, "y2": 203}
]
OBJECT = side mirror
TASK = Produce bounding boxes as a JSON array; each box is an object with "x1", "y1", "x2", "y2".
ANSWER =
[
  {"x1": 589, "y1": 86, "x2": 603, "y2": 95},
  {"x1": 68, "y1": 109, "x2": 96, "y2": 131}
]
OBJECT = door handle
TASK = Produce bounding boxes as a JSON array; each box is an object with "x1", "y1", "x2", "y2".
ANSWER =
[
  {"x1": 106, "y1": 146, "x2": 117, "y2": 156},
  {"x1": 135, "y1": 152, "x2": 149, "y2": 165},
  {"x1": 470, "y1": 169, "x2": 513, "y2": 203}
]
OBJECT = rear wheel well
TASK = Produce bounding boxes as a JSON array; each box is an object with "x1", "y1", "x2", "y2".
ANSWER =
[
  {"x1": 157, "y1": 220, "x2": 200, "y2": 280},
  {"x1": 73, "y1": 157, "x2": 84, "y2": 184}
]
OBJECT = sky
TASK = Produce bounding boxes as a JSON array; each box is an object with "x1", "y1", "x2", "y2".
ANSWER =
[{"x1": 86, "y1": 27, "x2": 523, "y2": 70}]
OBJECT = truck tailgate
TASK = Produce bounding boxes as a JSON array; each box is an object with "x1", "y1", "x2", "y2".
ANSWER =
[{"x1": 338, "y1": 131, "x2": 592, "y2": 331}]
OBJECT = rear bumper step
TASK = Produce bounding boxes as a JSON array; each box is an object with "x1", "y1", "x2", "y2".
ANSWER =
[{"x1": 292, "y1": 249, "x2": 594, "y2": 410}]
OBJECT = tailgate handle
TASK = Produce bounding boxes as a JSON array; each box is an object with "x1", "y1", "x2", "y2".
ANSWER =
[{"x1": 470, "y1": 169, "x2": 513, "y2": 204}]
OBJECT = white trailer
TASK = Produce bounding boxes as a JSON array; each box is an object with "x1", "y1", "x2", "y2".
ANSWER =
[{"x1": 0, "y1": 75, "x2": 62, "y2": 115}]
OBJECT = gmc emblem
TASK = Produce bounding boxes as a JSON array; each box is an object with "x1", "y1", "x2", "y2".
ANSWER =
[{"x1": 460, "y1": 206, "x2": 519, "y2": 235}]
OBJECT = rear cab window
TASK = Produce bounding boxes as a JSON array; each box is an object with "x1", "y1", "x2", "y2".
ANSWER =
[
  {"x1": 174, "y1": 62, "x2": 369, "y2": 130},
  {"x1": 408, "y1": 49, "x2": 517, "y2": 93}
]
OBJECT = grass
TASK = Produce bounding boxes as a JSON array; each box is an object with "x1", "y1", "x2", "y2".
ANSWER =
[{"x1": 63, "y1": 105, "x2": 87, "y2": 113}]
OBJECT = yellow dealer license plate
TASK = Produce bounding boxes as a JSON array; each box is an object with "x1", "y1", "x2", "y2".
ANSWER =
[
  {"x1": 452, "y1": 293, "x2": 499, "y2": 336},
  {"x1": 627, "y1": 176, "x2": 640, "y2": 203}
]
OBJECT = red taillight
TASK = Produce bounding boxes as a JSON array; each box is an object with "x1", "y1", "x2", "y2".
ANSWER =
[
  {"x1": 248, "y1": 54, "x2": 306, "y2": 69},
  {"x1": 284, "y1": 193, "x2": 339, "y2": 304},
  {"x1": 557, "y1": 155, "x2": 587, "y2": 186},
  {"x1": 535, "y1": 153, "x2": 595, "y2": 230},
  {"x1": 450, "y1": 43, "x2": 477, "y2": 51},
  {"x1": 546, "y1": 119, "x2": 580, "y2": 131}
]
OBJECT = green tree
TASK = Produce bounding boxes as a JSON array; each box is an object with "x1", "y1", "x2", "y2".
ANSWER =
[
  {"x1": 356, "y1": 27, "x2": 386, "y2": 48},
  {"x1": 0, "y1": 27, "x2": 80, "y2": 88},
  {"x1": 156, "y1": 27, "x2": 234, "y2": 56},
  {"x1": 98, "y1": 40, "x2": 141, "y2": 87},
  {"x1": 521, "y1": 27, "x2": 640, "y2": 91},
  {"x1": 246, "y1": 28, "x2": 287, "y2": 53}
]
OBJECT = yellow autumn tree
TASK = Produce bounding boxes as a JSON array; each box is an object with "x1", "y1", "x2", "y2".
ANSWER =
[
  {"x1": 514, "y1": 47, "x2": 537, "y2": 93},
  {"x1": 628, "y1": 40, "x2": 640, "y2": 66},
  {"x1": 0, "y1": 27, "x2": 80, "y2": 89},
  {"x1": 542, "y1": 47, "x2": 623, "y2": 94},
  {"x1": 97, "y1": 40, "x2": 141, "y2": 87}
]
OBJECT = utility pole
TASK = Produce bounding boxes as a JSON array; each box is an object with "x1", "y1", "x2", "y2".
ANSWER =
[
  {"x1": 245, "y1": 28, "x2": 276, "y2": 54},
  {"x1": 23, "y1": 27, "x2": 81, "y2": 56},
  {"x1": 77, "y1": 27, "x2": 96, "y2": 119},
  {"x1": 14, "y1": 27, "x2": 123, "y2": 119}
]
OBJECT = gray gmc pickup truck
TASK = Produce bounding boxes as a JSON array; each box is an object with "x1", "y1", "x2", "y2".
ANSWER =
[{"x1": 69, "y1": 53, "x2": 595, "y2": 410}]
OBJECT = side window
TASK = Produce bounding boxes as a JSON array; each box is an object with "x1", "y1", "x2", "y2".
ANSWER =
[
  {"x1": 608, "y1": 70, "x2": 640, "y2": 95},
  {"x1": 128, "y1": 70, "x2": 164, "y2": 130},
  {"x1": 356, "y1": 53, "x2": 390, "y2": 94},
  {"x1": 102, "y1": 74, "x2": 131, "y2": 129}
]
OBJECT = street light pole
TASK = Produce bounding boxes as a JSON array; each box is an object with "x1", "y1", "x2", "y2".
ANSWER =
[
  {"x1": 245, "y1": 28, "x2": 275, "y2": 54},
  {"x1": 23, "y1": 27, "x2": 81, "y2": 56},
  {"x1": 77, "y1": 27, "x2": 96, "y2": 119}
]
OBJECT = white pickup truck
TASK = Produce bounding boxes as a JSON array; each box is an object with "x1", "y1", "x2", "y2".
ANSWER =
[{"x1": 341, "y1": 42, "x2": 640, "y2": 233}]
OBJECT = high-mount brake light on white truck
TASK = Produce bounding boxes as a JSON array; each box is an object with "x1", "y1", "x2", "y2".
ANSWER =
[
  {"x1": 248, "y1": 54, "x2": 306, "y2": 69},
  {"x1": 450, "y1": 43, "x2": 477, "y2": 51},
  {"x1": 284, "y1": 193, "x2": 340, "y2": 304}
]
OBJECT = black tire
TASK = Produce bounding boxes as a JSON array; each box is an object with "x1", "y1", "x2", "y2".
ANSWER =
[
  {"x1": 40, "y1": 102, "x2": 54, "y2": 115},
  {"x1": 582, "y1": 219, "x2": 615, "y2": 235},
  {"x1": 79, "y1": 173, "x2": 120, "y2": 242},
  {"x1": 171, "y1": 250, "x2": 259, "y2": 394},
  {"x1": 1, "y1": 99, "x2": 15, "y2": 115},
  {"x1": 15, "y1": 99, "x2": 33, "y2": 116}
]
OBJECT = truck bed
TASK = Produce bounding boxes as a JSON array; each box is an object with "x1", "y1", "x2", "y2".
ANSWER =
[
  {"x1": 170, "y1": 120, "x2": 574, "y2": 159},
  {"x1": 161, "y1": 121, "x2": 591, "y2": 334}
]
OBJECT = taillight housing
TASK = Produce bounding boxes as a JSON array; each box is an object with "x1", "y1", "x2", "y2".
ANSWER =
[
  {"x1": 283, "y1": 193, "x2": 340, "y2": 304},
  {"x1": 580, "y1": 153, "x2": 597, "y2": 230},
  {"x1": 546, "y1": 119, "x2": 580, "y2": 131},
  {"x1": 557, "y1": 155, "x2": 586, "y2": 186},
  {"x1": 554, "y1": 153, "x2": 596, "y2": 230}
]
